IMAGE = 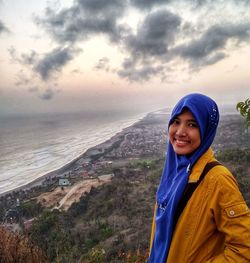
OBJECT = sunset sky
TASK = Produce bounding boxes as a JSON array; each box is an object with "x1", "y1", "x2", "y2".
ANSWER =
[{"x1": 0, "y1": 0, "x2": 250, "y2": 116}]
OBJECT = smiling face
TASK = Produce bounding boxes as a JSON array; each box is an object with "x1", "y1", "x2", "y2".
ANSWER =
[{"x1": 169, "y1": 109, "x2": 201, "y2": 155}]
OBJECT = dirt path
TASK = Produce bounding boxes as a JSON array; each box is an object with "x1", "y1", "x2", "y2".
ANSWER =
[{"x1": 36, "y1": 174, "x2": 113, "y2": 211}]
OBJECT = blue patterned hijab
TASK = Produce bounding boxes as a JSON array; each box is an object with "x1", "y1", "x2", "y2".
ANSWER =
[{"x1": 148, "y1": 93, "x2": 219, "y2": 263}]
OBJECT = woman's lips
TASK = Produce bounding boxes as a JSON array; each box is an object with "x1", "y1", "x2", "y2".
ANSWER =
[{"x1": 174, "y1": 139, "x2": 190, "y2": 147}]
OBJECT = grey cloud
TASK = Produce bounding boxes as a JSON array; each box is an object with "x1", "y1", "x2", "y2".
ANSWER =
[
  {"x1": 174, "y1": 0, "x2": 250, "y2": 8},
  {"x1": 28, "y1": 0, "x2": 250, "y2": 83},
  {"x1": 200, "y1": 52, "x2": 227, "y2": 66},
  {"x1": 190, "y1": 52, "x2": 227, "y2": 69},
  {"x1": 77, "y1": 0, "x2": 126, "y2": 14},
  {"x1": 118, "y1": 61, "x2": 164, "y2": 82},
  {"x1": 130, "y1": 0, "x2": 250, "y2": 12},
  {"x1": 39, "y1": 88, "x2": 59, "y2": 100},
  {"x1": 36, "y1": 0, "x2": 128, "y2": 44},
  {"x1": 119, "y1": 20, "x2": 250, "y2": 81},
  {"x1": 130, "y1": 0, "x2": 174, "y2": 10},
  {"x1": 34, "y1": 46, "x2": 81, "y2": 80},
  {"x1": 28, "y1": 86, "x2": 39, "y2": 93},
  {"x1": 15, "y1": 76, "x2": 32, "y2": 86},
  {"x1": 71, "y1": 68, "x2": 82, "y2": 74},
  {"x1": 14, "y1": 69, "x2": 33, "y2": 86},
  {"x1": 34, "y1": 1, "x2": 182, "y2": 83},
  {"x1": 0, "y1": 20, "x2": 10, "y2": 34},
  {"x1": 94, "y1": 57, "x2": 110, "y2": 71},
  {"x1": 29, "y1": 84, "x2": 61, "y2": 101},
  {"x1": 194, "y1": 0, "x2": 250, "y2": 6},
  {"x1": 10, "y1": 45, "x2": 80, "y2": 81},
  {"x1": 125, "y1": 9, "x2": 181, "y2": 59},
  {"x1": 8, "y1": 47, "x2": 38, "y2": 65},
  {"x1": 20, "y1": 51, "x2": 38, "y2": 65},
  {"x1": 8, "y1": 46, "x2": 17, "y2": 60},
  {"x1": 118, "y1": 9, "x2": 181, "y2": 81},
  {"x1": 129, "y1": 0, "x2": 215, "y2": 10},
  {"x1": 174, "y1": 23, "x2": 250, "y2": 67},
  {"x1": 121, "y1": 58, "x2": 135, "y2": 69},
  {"x1": 238, "y1": 0, "x2": 250, "y2": 4}
]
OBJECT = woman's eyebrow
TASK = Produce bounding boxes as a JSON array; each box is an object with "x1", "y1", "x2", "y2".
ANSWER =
[{"x1": 174, "y1": 115, "x2": 197, "y2": 122}]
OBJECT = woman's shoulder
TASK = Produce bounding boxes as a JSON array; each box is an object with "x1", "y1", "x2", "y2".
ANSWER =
[
  {"x1": 206, "y1": 160, "x2": 246, "y2": 205},
  {"x1": 207, "y1": 160, "x2": 237, "y2": 186}
]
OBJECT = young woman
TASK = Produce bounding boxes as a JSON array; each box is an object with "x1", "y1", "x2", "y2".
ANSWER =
[{"x1": 148, "y1": 93, "x2": 250, "y2": 263}]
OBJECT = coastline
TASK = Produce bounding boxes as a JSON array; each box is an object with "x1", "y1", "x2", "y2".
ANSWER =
[
  {"x1": 0, "y1": 110, "x2": 156, "y2": 197},
  {"x1": 1, "y1": 111, "x2": 245, "y2": 199}
]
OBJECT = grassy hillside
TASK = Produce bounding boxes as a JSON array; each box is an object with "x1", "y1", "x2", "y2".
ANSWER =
[
  {"x1": 23, "y1": 147, "x2": 249, "y2": 262},
  {"x1": 1, "y1": 114, "x2": 249, "y2": 262},
  {"x1": 26, "y1": 159, "x2": 162, "y2": 262}
]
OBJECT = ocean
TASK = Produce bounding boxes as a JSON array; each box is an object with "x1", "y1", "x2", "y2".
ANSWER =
[{"x1": 0, "y1": 111, "x2": 146, "y2": 195}]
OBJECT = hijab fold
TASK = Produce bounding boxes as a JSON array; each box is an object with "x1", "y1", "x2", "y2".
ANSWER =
[{"x1": 148, "y1": 93, "x2": 219, "y2": 263}]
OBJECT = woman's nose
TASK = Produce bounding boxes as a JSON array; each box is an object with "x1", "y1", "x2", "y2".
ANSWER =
[{"x1": 176, "y1": 124, "x2": 187, "y2": 136}]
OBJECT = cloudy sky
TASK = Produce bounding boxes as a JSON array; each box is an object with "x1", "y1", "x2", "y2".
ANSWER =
[{"x1": 0, "y1": 0, "x2": 250, "y2": 116}]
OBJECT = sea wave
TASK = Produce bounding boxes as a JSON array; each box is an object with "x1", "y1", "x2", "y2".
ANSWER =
[{"x1": 0, "y1": 112, "x2": 146, "y2": 194}]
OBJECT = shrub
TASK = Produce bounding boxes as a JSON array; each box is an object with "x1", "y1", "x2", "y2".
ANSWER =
[
  {"x1": 0, "y1": 226, "x2": 48, "y2": 263},
  {"x1": 85, "y1": 247, "x2": 106, "y2": 263}
]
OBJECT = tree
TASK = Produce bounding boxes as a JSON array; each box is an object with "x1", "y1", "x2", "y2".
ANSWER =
[{"x1": 236, "y1": 98, "x2": 250, "y2": 130}]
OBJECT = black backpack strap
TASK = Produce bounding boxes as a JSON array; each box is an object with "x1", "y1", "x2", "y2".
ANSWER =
[{"x1": 173, "y1": 161, "x2": 221, "y2": 229}]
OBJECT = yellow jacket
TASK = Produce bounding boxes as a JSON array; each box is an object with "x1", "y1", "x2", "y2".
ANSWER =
[{"x1": 150, "y1": 148, "x2": 250, "y2": 263}]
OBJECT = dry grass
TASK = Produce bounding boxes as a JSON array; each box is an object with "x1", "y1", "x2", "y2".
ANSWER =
[{"x1": 0, "y1": 226, "x2": 48, "y2": 263}]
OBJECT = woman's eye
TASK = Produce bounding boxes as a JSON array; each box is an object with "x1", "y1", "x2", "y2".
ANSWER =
[
  {"x1": 173, "y1": 119, "x2": 180, "y2": 125},
  {"x1": 188, "y1": 122, "x2": 198, "y2": 128}
]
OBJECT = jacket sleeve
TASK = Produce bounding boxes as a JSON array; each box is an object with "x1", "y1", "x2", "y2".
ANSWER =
[{"x1": 206, "y1": 167, "x2": 250, "y2": 263}]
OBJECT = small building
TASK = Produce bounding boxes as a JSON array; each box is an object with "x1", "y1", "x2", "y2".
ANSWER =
[{"x1": 58, "y1": 178, "x2": 71, "y2": 186}]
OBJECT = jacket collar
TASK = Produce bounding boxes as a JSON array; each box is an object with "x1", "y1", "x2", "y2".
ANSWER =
[{"x1": 188, "y1": 147, "x2": 215, "y2": 183}]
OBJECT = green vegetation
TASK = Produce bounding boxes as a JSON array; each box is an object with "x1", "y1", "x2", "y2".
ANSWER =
[
  {"x1": 217, "y1": 148, "x2": 250, "y2": 163},
  {"x1": 25, "y1": 159, "x2": 162, "y2": 262},
  {"x1": 216, "y1": 148, "x2": 250, "y2": 203},
  {"x1": 29, "y1": 210, "x2": 78, "y2": 262},
  {"x1": 85, "y1": 247, "x2": 106, "y2": 263},
  {"x1": 236, "y1": 98, "x2": 250, "y2": 130},
  {"x1": 128, "y1": 159, "x2": 159, "y2": 169},
  {"x1": 20, "y1": 200, "x2": 43, "y2": 219}
]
